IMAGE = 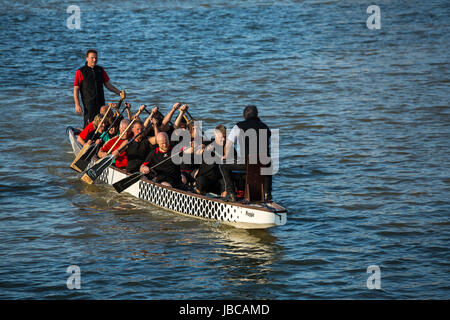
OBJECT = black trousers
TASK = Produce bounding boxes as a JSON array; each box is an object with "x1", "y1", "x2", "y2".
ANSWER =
[
  {"x1": 83, "y1": 103, "x2": 101, "y2": 128},
  {"x1": 218, "y1": 163, "x2": 272, "y2": 195},
  {"x1": 196, "y1": 174, "x2": 225, "y2": 195}
]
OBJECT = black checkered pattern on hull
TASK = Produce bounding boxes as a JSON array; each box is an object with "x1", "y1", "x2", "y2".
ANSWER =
[
  {"x1": 99, "y1": 168, "x2": 109, "y2": 183},
  {"x1": 137, "y1": 180, "x2": 235, "y2": 222}
]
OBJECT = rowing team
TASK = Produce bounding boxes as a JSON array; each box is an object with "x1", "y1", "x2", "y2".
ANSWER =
[{"x1": 74, "y1": 102, "x2": 273, "y2": 203}]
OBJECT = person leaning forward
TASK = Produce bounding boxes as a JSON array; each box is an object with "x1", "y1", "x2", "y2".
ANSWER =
[
  {"x1": 73, "y1": 49, "x2": 125, "y2": 127},
  {"x1": 125, "y1": 111, "x2": 160, "y2": 173},
  {"x1": 139, "y1": 132, "x2": 183, "y2": 189},
  {"x1": 219, "y1": 105, "x2": 273, "y2": 202}
]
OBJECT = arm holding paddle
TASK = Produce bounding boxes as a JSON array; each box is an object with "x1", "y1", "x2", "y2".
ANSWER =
[
  {"x1": 81, "y1": 106, "x2": 151, "y2": 185},
  {"x1": 124, "y1": 102, "x2": 132, "y2": 119},
  {"x1": 174, "y1": 104, "x2": 189, "y2": 129},
  {"x1": 105, "y1": 83, "x2": 125, "y2": 97},
  {"x1": 143, "y1": 106, "x2": 159, "y2": 128},
  {"x1": 76, "y1": 105, "x2": 112, "y2": 146},
  {"x1": 142, "y1": 106, "x2": 160, "y2": 145},
  {"x1": 162, "y1": 102, "x2": 181, "y2": 129},
  {"x1": 148, "y1": 117, "x2": 159, "y2": 145},
  {"x1": 139, "y1": 163, "x2": 153, "y2": 176}
]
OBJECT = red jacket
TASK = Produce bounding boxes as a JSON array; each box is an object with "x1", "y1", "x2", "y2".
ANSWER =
[
  {"x1": 101, "y1": 136, "x2": 128, "y2": 168},
  {"x1": 79, "y1": 122, "x2": 95, "y2": 141}
]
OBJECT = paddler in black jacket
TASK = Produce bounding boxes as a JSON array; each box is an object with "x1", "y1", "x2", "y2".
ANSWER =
[
  {"x1": 139, "y1": 132, "x2": 183, "y2": 189},
  {"x1": 219, "y1": 105, "x2": 273, "y2": 202},
  {"x1": 194, "y1": 124, "x2": 232, "y2": 196},
  {"x1": 73, "y1": 49, "x2": 125, "y2": 127}
]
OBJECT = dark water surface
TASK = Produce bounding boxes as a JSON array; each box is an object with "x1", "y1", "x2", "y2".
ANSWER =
[{"x1": 0, "y1": 0, "x2": 448, "y2": 299}]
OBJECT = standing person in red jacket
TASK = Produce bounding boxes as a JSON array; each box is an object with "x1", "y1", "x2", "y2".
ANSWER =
[{"x1": 73, "y1": 49, "x2": 125, "y2": 127}]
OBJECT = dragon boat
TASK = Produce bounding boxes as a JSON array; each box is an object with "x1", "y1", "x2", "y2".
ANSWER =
[{"x1": 67, "y1": 127, "x2": 287, "y2": 229}]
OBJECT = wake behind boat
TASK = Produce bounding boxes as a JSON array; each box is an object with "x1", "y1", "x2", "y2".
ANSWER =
[{"x1": 67, "y1": 126, "x2": 287, "y2": 229}]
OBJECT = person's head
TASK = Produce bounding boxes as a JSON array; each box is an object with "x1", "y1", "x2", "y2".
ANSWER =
[
  {"x1": 214, "y1": 124, "x2": 226, "y2": 146},
  {"x1": 92, "y1": 114, "x2": 107, "y2": 133},
  {"x1": 109, "y1": 123, "x2": 117, "y2": 136},
  {"x1": 99, "y1": 105, "x2": 113, "y2": 122},
  {"x1": 99, "y1": 105, "x2": 108, "y2": 114},
  {"x1": 119, "y1": 119, "x2": 131, "y2": 135},
  {"x1": 131, "y1": 120, "x2": 144, "y2": 140},
  {"x1": 85, "y1": 49, "x2": 98, "y2": 68},
  {"x1": 243, "y1": 105, "x2": 258, "y2": 120},
  {"x1": 179, "y1": 117, "x2": 188, "y2": 130},
  {"x1": 156, "y1": 132, "x2": 170, "y2": 152}
]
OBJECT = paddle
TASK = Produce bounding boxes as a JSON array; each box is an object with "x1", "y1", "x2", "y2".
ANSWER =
[
  {"x1": 183, "y1": 107, "x2": 208, "y2": 141},
  {"x1": 71, "y1": 103, "x2": 129, "y2": 172},
  {"x1": 80, "y1": 106, "x2": 146, "y2": 184},
  {"x1": 185, "y1": 110, "x2": 196, "y2": 121},
  {"x1": 112, "y1": 171, "x2": 144, "y2": 193},
  {"x1": 117, "y1": 90, "x2": 126, "y2": 109},
  {"x1": 70, "y1": 105, "x2": 114, "y2": 172}
]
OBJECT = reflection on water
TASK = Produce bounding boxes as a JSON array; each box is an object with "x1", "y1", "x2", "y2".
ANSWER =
[
  {"x1": 215, "y1": 227, "x2": 280, "y2": 260},
  {"x1": 211, "y1": 227, "x2": 283, "y2": 292}
]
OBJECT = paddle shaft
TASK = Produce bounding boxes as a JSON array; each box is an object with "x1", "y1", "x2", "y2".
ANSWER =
[
  {"x1": 94, "y1": 105, "x2": 112, "y2": 135},
  {"x1": 92, "y1": 91, "x2": 125, "y2": 140},
  {"x1": 183, "y1": 108, "x2": 208, "y2": 141},
  {"x1": 104, "y1": 107, "x2": 146, "y2": 155},
  {"x1": 185, "y1": 110, "x2": 195, "y2": 121}
]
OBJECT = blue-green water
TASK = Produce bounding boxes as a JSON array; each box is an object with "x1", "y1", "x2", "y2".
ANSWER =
[{"x1": 0, "y1": 0, "x2": 448, "y2": 299}]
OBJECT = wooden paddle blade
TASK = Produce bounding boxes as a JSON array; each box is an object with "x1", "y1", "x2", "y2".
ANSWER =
[
  {"x1": 70, "y1": 143, "x2": 91, "y2": 171},
  {"x1": 71, "y1": 158, "x2": 89, "y2": 173},
  {"x1": 73, "y1": 144, "x2": 99, "y2": 171},
  {"x1": 80, "y1": 173, "x2": 94, "y2": 184},
  {"x1": 112, "y1": 172, "x2": 143, "y2": 193},
  {"x1": 80, "y1": 155, "x2": 115, "y2": 184}
]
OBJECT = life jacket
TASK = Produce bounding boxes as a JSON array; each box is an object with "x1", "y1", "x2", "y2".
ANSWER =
[{"x1": 235, "y1": 117, "x2": 271, "y2": 163}]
